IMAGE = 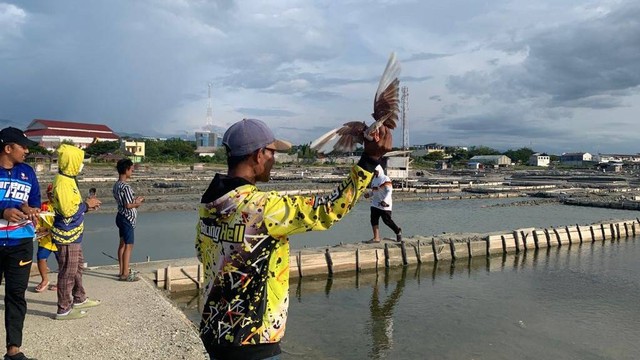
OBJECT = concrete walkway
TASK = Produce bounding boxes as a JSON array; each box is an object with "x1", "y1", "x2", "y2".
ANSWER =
[{"x1": 0, "y1": 266, "x2": 207, "y2": 360}]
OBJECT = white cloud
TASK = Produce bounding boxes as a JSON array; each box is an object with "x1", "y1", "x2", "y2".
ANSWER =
[
  {"x1": 0, "y1": 3, "x2": 26, "y2": 43},
  {"x1": 0, "y1": 0, "x2": 639, "y2": 154}
]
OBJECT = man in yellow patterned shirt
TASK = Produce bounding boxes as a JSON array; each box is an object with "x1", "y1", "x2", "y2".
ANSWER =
[{"x1": 196, "y1": 118, "x2": 391, "y2": 360}]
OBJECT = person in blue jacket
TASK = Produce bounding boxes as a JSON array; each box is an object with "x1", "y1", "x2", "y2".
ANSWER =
[{"x1": 0, "y1": 127, "x2": 41, "y2": 360}]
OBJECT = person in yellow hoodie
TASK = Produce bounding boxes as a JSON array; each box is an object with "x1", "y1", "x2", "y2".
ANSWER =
[{"x1": 51, "y1": 144, "x2": 102, "y2": 320}]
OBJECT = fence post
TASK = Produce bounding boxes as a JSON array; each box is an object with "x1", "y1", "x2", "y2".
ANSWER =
[{"x1": 325, "y1": 248, "x2": 333, "y2": 276}]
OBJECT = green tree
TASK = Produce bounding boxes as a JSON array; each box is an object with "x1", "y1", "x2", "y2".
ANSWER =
[
  {"x1": 85, "y1": 141, "x2": 120, "y2": 156},
  {"x1": 448, "y1": 148, "x2": 470, "y2": 163},
  {"x1": 144, "y1": 139, "x2": 163, "y2": 159},
  {"x1": 468, "y1": 145, "x2": 501, "y2": 157},
  {"x1": 424, "y1": 151, "x2": 444, "y2": 161},
  {"x1": 295, "y1": 143, "x2": 317, "y2": 159},
  {"x1": 162, "y1": 138, "x2": 196, "y2": 161},
  {"x1": 28, "y1": 144, "x2": 51, "y2": 155},
  {"x1": 503, "y1": 147, "x2": 535, "y2": 164}
]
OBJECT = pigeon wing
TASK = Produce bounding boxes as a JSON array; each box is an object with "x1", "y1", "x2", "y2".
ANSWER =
[
  {"x1": 333, "y1": 121, "x2": 367, "y2": 152},
  {"x1": 310, "y1": 127, "x2": 342, "y2": 153},
  {"x1": 371, "y1": 52, "x2": 400, "y2": 130}
]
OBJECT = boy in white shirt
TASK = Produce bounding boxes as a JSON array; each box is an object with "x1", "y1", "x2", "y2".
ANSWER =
[{"x1": 364, "y1": 165, "x2": 402, "y2": 243}]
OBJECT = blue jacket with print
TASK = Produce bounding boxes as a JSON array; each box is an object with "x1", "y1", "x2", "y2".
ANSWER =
[{"x1": 0, "y1": 163, "x2": 41, "y2": 244}]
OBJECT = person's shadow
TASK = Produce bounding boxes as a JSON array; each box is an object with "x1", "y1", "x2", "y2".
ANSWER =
[{"x1": 367, "y1": 266, "x2": 407, "y2": 360}]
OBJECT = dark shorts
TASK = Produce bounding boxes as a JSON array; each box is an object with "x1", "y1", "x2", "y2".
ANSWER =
[
  {"x1": 370, "y1": 206, "x2": 392, "y2": 226},
  {"x1": 116, "y1": 213, "x2": 135, "y2": 245},
  {"x1": 37, "y1": 246, "x2": 58, "y2": 261}
]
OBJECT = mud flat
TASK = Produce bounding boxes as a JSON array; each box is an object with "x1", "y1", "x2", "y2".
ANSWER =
[{"x1": 33, "y1": 164, "x2": 640, "y2": 213}]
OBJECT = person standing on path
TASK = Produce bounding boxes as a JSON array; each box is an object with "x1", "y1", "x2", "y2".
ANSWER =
[
  {"x1": 51, "y1": 144, "x2": 102, "y2": 320},
  {"x1": 364, "y1": 164, "x2": 402, "y2": 243},
  {"x1": 34, "y1": 184, "x2": 57, "y2": 293},
  {"x1": 196, "y1": 118, "x2": 392, "y2": 360},
  {"x1": 112, "y1": 158, "x2": 144, "y2": 282},
  {"x1": 0, "y1": 127, "x2": 41, "y2": 360}
]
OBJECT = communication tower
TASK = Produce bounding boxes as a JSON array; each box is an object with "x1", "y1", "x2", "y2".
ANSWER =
[
  {"x1": 205, "y1": 82, "x2": 214, "y2": 131},
  {"x1": 401, "y1": 86, "x2": 409, "y2": 150}
]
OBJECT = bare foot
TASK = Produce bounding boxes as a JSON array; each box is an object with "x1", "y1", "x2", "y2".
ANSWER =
[{"x1": 35, "y1": 281, "x2": 50, "y2": 293}]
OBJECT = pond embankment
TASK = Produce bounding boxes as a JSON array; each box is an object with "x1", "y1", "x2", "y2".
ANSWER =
[{"x1": 152, "y1": 218, "x2": 640, "y2": 293}]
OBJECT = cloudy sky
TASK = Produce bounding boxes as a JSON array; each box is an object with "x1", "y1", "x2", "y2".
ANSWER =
[{"x1": 1, "y1": 0, "x2": 639, "y2": 154}]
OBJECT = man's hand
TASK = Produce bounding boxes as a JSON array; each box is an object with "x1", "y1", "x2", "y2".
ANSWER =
[
  {"x1": 363, "y1": 192, "x2": 371, "y2": 199},
  {"x1": 363, "y1": 126, "x2": 392, "y2": 160},
  {"x1": 20, "y1": 202, "x2": 41, "y2": 224},
  {"x1": 86, "y1": 197, "x2": 102, "y2": 211},
  {"x1": 3, "y1": 207, "x2": 30, "y2": 223},
  {"x1": 379, "y1": 201, "x2": 389, "y2": 208}
]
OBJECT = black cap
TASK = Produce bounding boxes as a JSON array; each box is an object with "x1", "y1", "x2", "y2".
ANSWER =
[{"x1": 0, "y1": 127, "x2": 38, "y2": 147}]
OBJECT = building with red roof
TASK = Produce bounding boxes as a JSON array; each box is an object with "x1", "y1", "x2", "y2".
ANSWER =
[{"x1": 25, "y1": 119, "x2": 120, "y2": 150}]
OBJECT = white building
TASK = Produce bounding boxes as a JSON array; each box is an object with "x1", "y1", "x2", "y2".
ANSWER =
[
  {"x1": 593, "y1": 153, "x2": 640, "y2": 163},
  {"x1": 560, "y1": 152, "x2": 592, "y2": 166},
  {"x1": 469, "y1": 155, "x2": 512, "y2": 167},
  {"x1": 25, "y1": 119, "x2": 119, "y2": 150},
  {"x1": 384, "y1": 150, "x2": 413, "y2": 185},
  {"x1": 528, "y1": 153, "x2": 550, "y2": 167}
]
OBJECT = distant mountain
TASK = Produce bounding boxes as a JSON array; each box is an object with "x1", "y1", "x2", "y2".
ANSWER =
[
  {"x1": 0, "y1": 118, "x2": 29, "y2": 129},
  {"x1": 114, "y1": 130, "x2": 147, "y2": 139},
  {"x1": 115, "y1": 125, "x2": 227, "y2": 141}
]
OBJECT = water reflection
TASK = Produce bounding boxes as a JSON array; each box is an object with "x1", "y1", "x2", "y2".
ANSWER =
[
  {"x1": 367, "y1": 267, "x2": 406, "y2": 360},
  {"x1": 172, "y1": 239, "x2": 640, "y2": 359}
]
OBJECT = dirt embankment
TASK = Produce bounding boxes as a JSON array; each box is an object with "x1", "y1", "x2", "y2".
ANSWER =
[{"x1": 37, "y1": 164, "x2": 343, "y2": 213}]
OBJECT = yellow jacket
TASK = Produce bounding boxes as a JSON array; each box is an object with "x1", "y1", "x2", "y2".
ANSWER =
[
  {"x1": 36, "y1": 201, "x2": 56, "y2": 251},
  {"x1": 51, "y1": 144, "x2": 88, "y2": 244},
  {"x1": 196, "y1": 157, "x2": 377, "y2": 352}
]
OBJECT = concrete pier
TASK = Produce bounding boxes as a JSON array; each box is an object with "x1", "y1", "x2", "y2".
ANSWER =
[
  {"x1": 156, "y1": 219, "x2": 640, "y2": 293},
  {"x1": 0, "y1": 265, "x2": 207, "y2": 359}
]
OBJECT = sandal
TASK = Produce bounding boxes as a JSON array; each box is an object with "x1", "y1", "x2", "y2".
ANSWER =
[
  {"x1": 49, "y1": 284, "x2": 57, "y2": 291},
  {"x1": 363, "y1": 239, "x2": 381, "y2": 244},
  {"x1": 34, "y1": 281, "x2": 49, "y2": 293},
  {"x1": 119, "y1": 272, "x2": 140, "y2": 282}
]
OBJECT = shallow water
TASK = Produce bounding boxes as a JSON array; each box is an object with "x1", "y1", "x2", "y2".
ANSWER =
[
  {"x1": 176, "y1": 239, "x2": 640, "y2": 359},
  {"x1": 68, "y1": 197, "x2": 638, "y2": 267}
]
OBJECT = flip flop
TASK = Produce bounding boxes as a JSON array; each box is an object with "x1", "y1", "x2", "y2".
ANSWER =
[
  {"x1": 49, "y1": 284, "x2": 57, "y2": 291},
  {"x1": 363, "y1": 239, "x2": 381, "y2": 244},
  {"x1": 35, "y1": 281, "x2": 49, "y2": 293},
  {"x1": 119, "y1": 272, "x2": 140, "y2": 282}
]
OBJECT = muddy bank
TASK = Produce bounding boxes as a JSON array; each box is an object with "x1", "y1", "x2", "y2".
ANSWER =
[{"x1": 33, "y1": 164, "x2": 640, "y2": 213}]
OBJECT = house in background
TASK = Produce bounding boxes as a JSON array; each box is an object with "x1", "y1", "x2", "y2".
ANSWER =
[
  {"x1": 593, "y1": 153, "x2": 640, "y2": 163},
  {"x1": 469, "y1": 155, "x2": 512, "y2": 168},
  {"x1": 528, "y1": 153, "x2": 550, "y2": 167},
  {"x1": 122, "y1": 141, "x2": 145, "y2": 163},
  {"x1": 560, "y1": 152, "x2": 592, "y2": 166},
  {"x1": 25, "y1": 119, "x2": 119, "y2": 150}
]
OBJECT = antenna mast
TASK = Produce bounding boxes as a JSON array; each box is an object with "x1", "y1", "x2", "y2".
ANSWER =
[
  {"x1": 205, "y1": 82, "x2": 213, "y2": 131},
  {"x1": 401, "y1": 86, "x2": 409, "y2": 150}
]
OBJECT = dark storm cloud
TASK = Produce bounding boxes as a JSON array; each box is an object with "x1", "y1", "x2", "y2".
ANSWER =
[
  {"x1": 451, "y1": 2, "x2": 640, "y2": 109},
  {"x1": 520, "y1": 3, "x2": 640, "y2": 105},
  {"x1": 443, "y1": 113, "x2": 558, "y2": 138}
]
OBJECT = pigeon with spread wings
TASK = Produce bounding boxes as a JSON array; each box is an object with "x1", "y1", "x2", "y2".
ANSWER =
[{"x1": 310, "y1": 52, "x2": 400, "y2": 153}]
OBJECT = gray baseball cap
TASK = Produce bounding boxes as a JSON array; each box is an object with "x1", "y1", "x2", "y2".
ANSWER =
[{"x1": 223, "y1": 118, "x2": 291, "y2": 156}]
